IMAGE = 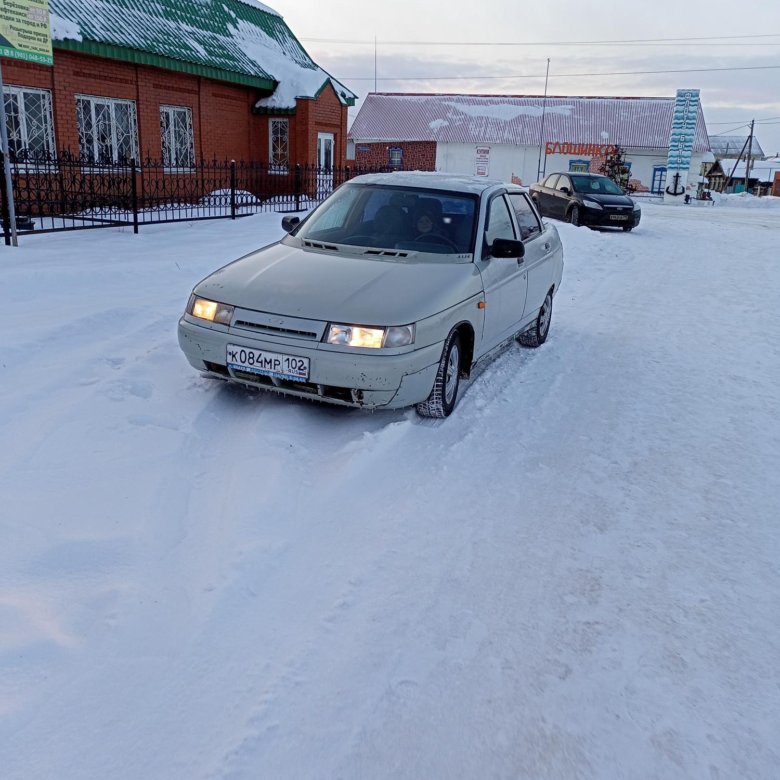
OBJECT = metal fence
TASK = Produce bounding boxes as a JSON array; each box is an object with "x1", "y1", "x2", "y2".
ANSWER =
[{"x1": 0, "y1": 150, "x2": 392, "y2": 243}]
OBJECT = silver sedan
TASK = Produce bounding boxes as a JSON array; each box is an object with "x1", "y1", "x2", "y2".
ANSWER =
[{"x1": 178, "y1": 172, "x2": 564, "y2": 417}]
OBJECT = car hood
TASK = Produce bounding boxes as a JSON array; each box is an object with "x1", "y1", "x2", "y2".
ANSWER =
[
  {"x1": 194, "y1": 240, "x2": 484, "y2": 325},
  {"x1": 577, "y1": 192, "x2": 637, "y2": 208}
]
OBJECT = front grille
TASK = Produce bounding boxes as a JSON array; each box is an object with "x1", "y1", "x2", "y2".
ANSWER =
[
  {"x1": 231, "y1": 369, "x2": 354, "y2": 403},
  {"x1": 233, "y1": 320, "x2": 319, "y2": 340}
]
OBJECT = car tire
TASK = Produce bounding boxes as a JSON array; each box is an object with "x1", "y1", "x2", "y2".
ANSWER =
[
  {"x1": 568, "y1": 205, "x2": 580, "y2": 226},
  {"x1": 518, "y1": 290, "x2": 553, "y2": 348},
  {"x1": 416, "y1": 330, "x2": 461, "y2": 418}
]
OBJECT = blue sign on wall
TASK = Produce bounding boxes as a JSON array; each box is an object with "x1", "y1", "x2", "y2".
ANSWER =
[{"x1": 666, "y1": 89, "x2": 700, "y2": 172}]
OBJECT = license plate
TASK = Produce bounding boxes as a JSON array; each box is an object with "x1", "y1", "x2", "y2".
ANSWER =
[
  {"x1": 227, "y1": 344, "x2": 309, "y2": 382},
  {"x1": 609, "y1": 214, "x2": 629, "y2": 221}
]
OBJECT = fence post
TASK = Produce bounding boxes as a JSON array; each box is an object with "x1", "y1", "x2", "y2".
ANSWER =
[
  {"x1": 230, "y1": 160, "x2": 236, "y2": 219},
  {"x1": 130, "y1": 157, "x2": 139, "y2": 234},
  {"x1": 0, "y1": 150, "x2": 9, "y2": 246},
  {"x1": 294, "y1": 164, "x2": 302, "y2": 212}
]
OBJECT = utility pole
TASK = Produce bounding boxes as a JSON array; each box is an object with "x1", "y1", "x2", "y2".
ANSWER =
[
  {"x1": 536, "y1": 58, "x2": 550, "y2": 182},
  {"x1": 744, "y1": 119, "x2": 755, "y2": 194}
]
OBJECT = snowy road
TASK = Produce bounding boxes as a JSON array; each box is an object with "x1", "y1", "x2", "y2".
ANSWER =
[{"x1": 1, "y1": 203, "x2": 779, "y2": 778}]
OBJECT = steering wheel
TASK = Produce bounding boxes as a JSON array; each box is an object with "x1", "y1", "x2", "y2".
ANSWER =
[
  {"x1": 343, "y1": 234, "x2": 376, "y2": 245},
  {"x1": 413, "y1": 233, "x2": 459, "y2": 251}
]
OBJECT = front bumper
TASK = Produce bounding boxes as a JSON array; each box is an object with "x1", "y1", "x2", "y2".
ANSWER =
[
  {"x1": 581, "y1": 207, "x2": 641, "y2": 228},
  {"x1": 178, "y1": 316, "x2": 442, "y2": 410}
]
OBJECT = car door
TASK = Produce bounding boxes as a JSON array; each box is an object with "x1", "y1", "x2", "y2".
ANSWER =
[
  {"x1": 535, "y1": 174, "x2": 559, "y2": 216},
  {"x1": 507, "y1": 192, "x2": 555, "y2": 319},
  {"x1": 552, "y1": 174, "x2": 573, "y2": 219},
  {"x1": 476, "y1": 193, "x2": 528, "y2": 350}
]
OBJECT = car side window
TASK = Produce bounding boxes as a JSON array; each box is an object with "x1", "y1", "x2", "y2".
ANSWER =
[
  {"x1": 556, "y1": 176, "x2": 571, "y2": 192},
  {"x1": 508, "y1": 193, "x2": 542, "y2": 240},
  {"x1": 483, "y1": 195, "x2": 516, "y2": 257},
  {"x1": 544, "y1": 174, "x2": 559, "y2": 189}
]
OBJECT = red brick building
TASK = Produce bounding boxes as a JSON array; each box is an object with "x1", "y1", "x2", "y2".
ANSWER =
[{"x1": 2, "y1": 0, "x2": 355, "y2": 167}]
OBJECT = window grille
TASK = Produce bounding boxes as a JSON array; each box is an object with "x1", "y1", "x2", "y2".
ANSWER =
[
  {"x1": 76, "y1": 95, "x2": 138, "y2": 164},
  {"x1": 160, "y1": 105, "x2": 194, "y2": 168},
  {"x1": 389, "y1": 147, "x2": 403, "y2": 168},
  {"x1": 269, "y1": 118, "x2": 289, "y2": 167},
  {"x1": 2, "y1": 86, "x2": 55, "y2": 160}
]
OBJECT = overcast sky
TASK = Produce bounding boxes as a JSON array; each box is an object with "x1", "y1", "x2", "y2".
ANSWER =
[{"x1": 267, "y1": 0, "x2": 780, "y2": 156}]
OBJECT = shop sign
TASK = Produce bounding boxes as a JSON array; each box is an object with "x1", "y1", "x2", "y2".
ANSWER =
[
  {"x1": 475, "y1": 146, "x2": 490, "y2": 176},
  {"x1": 0, "y1": 0, "x2": 53, "y2": 65},
  {"x1": 545, "y1": 142, "x2": 618, "y2": 157}
]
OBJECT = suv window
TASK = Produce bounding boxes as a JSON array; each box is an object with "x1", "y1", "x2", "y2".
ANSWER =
[{"x1": 508, "y1": 193, "x2": 542, "y2": 240}]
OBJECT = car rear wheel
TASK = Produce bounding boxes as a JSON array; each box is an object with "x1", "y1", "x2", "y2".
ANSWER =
[
  {"x1": 518, "y1": 290, "x2": 553, "y2": 348},
  {"x1": 416, "y1": 330, "x2": 461, "y2": 418},
  {"x1": 567, "y1": 205, "x2": 580, "y2": 226}
]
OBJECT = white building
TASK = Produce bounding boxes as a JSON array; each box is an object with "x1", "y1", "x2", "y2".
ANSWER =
[{"x1": 349, "y1": 93, "x2": 711, "y2": 194}]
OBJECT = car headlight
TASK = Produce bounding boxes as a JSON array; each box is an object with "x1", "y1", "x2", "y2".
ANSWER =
[
  {"x1": 326, "y1": 323, "x2": 415, "y2": 348},
  {"x1": 188, "y1": 295, "x2": 234, "y2": 325},
  {"x1": 582, "y1": 199, "x2": 603, "y2": 210}
]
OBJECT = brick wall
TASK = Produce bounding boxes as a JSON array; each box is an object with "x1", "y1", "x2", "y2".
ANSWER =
[
  {"x1": 354, "y1": 141, "x2": 436, "y2": 170},
  {"x1": 1, "y1": 50, "x2": 349, "y2": 166}
]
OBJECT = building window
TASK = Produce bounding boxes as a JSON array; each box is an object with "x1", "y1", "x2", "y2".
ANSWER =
[
  {"x1": 569, "y1": 159, "x2": 589, "y2": 173},
  {"x1": 269, "y1": 118, "x2": 289, "y2": 167},
  {"x1": 389, "y1": 147, "x2": 403, "y2": 169},
  {"x1": 76, "y1": 95, "x2": 138, "y2": 164},
  {"x1": 2, "y1": 85, "x2": 55, "y2": 161},
  {"x1": 652, "y1": 166, "x2": 667, "y2": 194},
  {"x1": 160, "y1": 105, "x2": 194, "y2": 168}
]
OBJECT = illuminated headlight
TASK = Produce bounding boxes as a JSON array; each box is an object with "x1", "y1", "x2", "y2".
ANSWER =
[
  {"x1": 582, "y1": 199, "x2": 603, "y2": 210},
  {"x1": 326, "y1": 323, "x2": 415, "y2": 348},
  {"x1": 188, "y1": 295, "x2": 234, "y2": 325}
]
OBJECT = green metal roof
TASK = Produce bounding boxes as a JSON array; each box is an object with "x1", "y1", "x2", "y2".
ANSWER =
[{"x1": 49, "y1": 0, "x2": 356, "y2": 103}]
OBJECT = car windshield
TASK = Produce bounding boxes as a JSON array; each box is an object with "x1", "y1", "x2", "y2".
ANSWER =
[
  {"x1": 295, "y1": 183, "x2": 478, "y2": 255},
  {"x1": 570, "y1": 175, "x2": 625, "y2": 195}
]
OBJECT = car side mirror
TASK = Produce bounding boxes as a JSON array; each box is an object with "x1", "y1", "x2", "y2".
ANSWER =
[
  {"x1": 281, "y1": 215, "x2": 301, "y2": 233},
  {"x1": 560, "y1": 187, "x2": 570, "y2": 195},
  {"x1": 491, "y1": 238, "x2": 525, "y2": 259}
]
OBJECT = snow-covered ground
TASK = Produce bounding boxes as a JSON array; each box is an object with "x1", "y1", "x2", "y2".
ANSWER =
[{"x1": 1, "y1": 201, "x2": 779, "y2": 779}]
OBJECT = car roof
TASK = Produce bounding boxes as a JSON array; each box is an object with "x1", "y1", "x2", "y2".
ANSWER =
[
  {"x1": 546, "y1": 172, "x2": 607, "y2": 179},
  {"x1": 347, "y1": 170, "x2": 508, "y2": 195}
]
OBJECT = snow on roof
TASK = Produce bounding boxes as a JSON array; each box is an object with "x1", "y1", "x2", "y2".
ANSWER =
[
  {"x1": 716, "y1": 158, "x2": 780, "y2": 182},
  {"x1": 348, "y1": 170, "x2": 508, "y2": 195},
  {"x1": 349, "y1": 93, "x2": 710, "y2": 152},
  {"x1": 708, "y1": 135, "x2": 764, "y2": 159},
  {"x1": 231, "y1": 0, "x2": 280, "y2": 15},
  {"x1": 48, "y1": 0, "x2": 355, "y2": 108}
]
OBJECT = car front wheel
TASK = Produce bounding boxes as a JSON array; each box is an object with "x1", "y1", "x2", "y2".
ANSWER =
[
  {"x1": 567, "y1": 205, "x2": 580, "y2": 226},
  {"x1": 518, "y1": 290, "x2": 553, "y2": 348},
  {"x1": 416, "y1": 330, "x2": 461, "y2": 418}
]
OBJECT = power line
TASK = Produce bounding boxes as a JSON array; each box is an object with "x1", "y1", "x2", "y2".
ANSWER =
[
  {"x1": 710, "y1": 124, "x2": 752, "y2": 136},
  {"x1": 706, "y1": 115, "x2": 780, "y2": 125},
  {"x1": 302, "y1": 33, "x2": 780, "y2": 47},
  {"x1": 341, "y1": 64, "x2": 780, "y2": 81}
]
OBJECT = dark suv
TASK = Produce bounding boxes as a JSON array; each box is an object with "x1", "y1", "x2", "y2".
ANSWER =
[{"x1": 529, "y1": 173, "x2": 641, "y2": 231}]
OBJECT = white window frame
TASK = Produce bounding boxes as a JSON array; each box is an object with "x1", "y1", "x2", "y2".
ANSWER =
[
  {"x1": 2, "y1": 85, "x2": 56, "y2": 165},
  {"x1": 269, "y1": 118, "x2": 289, "y2": 171},
  {"x1": 76, "y1": 94, "x2": 139, "y2": 165},
  {"x1": 160, "y1": 104, "x2": 195, "y2": 171}
]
